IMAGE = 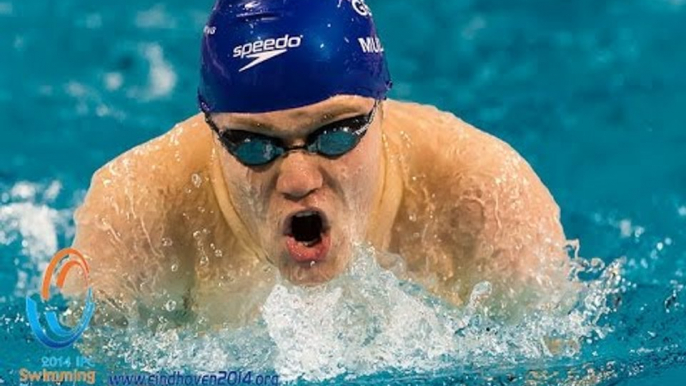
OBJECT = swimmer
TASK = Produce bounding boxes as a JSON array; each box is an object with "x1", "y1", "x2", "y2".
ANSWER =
[{"x1": 67, "y1": 0, "x2": 570, "y2": 326}]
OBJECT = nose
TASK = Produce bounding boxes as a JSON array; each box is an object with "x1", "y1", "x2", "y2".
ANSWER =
[{"x1": 276, "y1": 151, "x2": 323, "y2": 200}]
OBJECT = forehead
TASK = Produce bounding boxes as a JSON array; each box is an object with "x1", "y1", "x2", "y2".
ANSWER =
[{"x1": 210, "y1": 95, "x2": 375, "y2": 133}]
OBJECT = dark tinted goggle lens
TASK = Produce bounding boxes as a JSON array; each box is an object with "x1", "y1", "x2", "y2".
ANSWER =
[
  {"x1": 232, "y1": 129, "x2": 363, "y2": 166},
  {"x1": 211, "y1": 101, "x2": 377, "y2": 166},
  {"x1": 312, "y1": 129, "x2": 361, "y2": 157},
  {"x1": 233, "y1": 137, "x2": 284, "y2": 166}
]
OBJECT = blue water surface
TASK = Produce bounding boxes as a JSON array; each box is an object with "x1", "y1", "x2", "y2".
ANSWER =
[{"x1": 1, "y1": 0, "x2": 686, "y2": 385}]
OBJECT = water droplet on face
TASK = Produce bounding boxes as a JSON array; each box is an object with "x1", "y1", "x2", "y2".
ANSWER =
[
  {"x1": 170, "y1": 263, "x2": 179, "y2": 272},
  {"x1": 162, "y1": 237, "x2": 173, "y2": 247},
  {"x1": 409, "y1": 213, "x2": 417, "y2": 222},
  {"x1": 214, "y1": 249, "x2": 223, "y2": 258},
  {"x1": 200, "y1": 255, "x2": 209, "y2": 266},
  {"x1": 165, "y1": 300, "x2": 177, "y2": 312},
  {"x1": 191, "y1": 173, "x2": 203, "y2": 188}
]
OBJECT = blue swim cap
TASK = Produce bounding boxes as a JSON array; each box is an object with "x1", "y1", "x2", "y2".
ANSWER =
[{"x1": 198, "y1": 0, "x2": 392, "y2": 113}]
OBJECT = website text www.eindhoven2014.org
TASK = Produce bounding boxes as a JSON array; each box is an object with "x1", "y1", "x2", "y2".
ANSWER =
[{"x1": 19, "y1": 369, "x2": 280, "y2": 385}]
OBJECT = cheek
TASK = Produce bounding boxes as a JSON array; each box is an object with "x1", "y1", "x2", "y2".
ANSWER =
[
  {"x1": 218, "y1": 145, "x2": 270, "y2": 215},
  {"x1": 335, "y1": 128, "x2": 383, "y2": 209}
]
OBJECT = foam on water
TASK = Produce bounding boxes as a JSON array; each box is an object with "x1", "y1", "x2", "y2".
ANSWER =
[
  {"x1": 0, "y1": 181, "x2": 74, "y2": 296},
  {"x1": 79, "y1": 243, "x2": 623, "y2": 383}
]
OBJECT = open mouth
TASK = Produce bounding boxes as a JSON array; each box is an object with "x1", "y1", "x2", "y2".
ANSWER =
[
  {"x1": 284, "y1": 210, "x2": 331, "y2": 263},
  {"x1": 288, "y1": 210, "x2": 326, "y2": 245}
]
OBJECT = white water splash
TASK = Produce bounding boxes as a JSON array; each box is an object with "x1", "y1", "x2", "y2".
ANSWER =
[
  {"x1": 0, "y1": 181, "x2": 75, "y2": 294},
  {"x1": 87, "y1": 245, "x2": 623, "y2": 383}
]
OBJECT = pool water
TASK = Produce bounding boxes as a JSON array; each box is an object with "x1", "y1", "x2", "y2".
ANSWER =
[{"x1": 2, "y1": 0, "x2": 686, "y2": 385}]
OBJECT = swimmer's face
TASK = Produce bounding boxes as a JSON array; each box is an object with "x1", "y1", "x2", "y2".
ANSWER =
[{"x1": 209, "y1": 95, "x2": 384, "y2": 285}]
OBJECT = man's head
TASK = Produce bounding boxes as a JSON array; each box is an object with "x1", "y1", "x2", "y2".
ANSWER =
[{"x1": 198, "y1": 0, "x2": 392, "y2": 285}]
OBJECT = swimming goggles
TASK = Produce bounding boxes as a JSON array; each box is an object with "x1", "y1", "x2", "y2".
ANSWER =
[{"x1": 205, "y1": 101, "x2": 379, "y2": 167}]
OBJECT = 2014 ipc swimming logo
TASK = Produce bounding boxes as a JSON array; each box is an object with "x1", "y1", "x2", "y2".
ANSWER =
[{"x1": 25, "y1": 248, "x2": 96, "y2": 349}]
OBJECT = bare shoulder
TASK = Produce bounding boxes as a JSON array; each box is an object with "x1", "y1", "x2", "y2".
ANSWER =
[
  {"x1": 75, "y1": 113, "x2": 215, "y2": 245},
  {"x1": 69, "y1": 114, "x2": 221, "y2": 322},
  {"x1": 383, "y1": 99, "x2": 530, "y2": 174},
  {"x1": 383, "y1": 100, "x2": 568, "y2": 310},
  {"x1": 84, "y1": 113, "x2": 213, "y2": 197}
]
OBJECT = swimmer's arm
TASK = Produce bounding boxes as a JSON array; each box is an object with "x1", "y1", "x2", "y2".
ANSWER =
[
  {"x1": 64, "y1": 154, "x2": 193, "y2": 327},
  {"x1": 475, "y1": 145, "x2": 568, "y2": 278},
  {"x1": 63, "y1": 167, "x2": 140, "y2": 326},
  {"x1": 442, "y1": 125, "x2": 571, "y2": 312}
]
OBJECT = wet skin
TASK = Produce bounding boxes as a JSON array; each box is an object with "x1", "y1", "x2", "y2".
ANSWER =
[{"x1": 66, "y1": 95, "x2": 569, "y2": 326}]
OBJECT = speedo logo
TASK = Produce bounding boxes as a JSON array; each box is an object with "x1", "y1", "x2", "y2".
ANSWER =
[{"x1": 233, "y1": 34, "x2": 303, "y2": 72}]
